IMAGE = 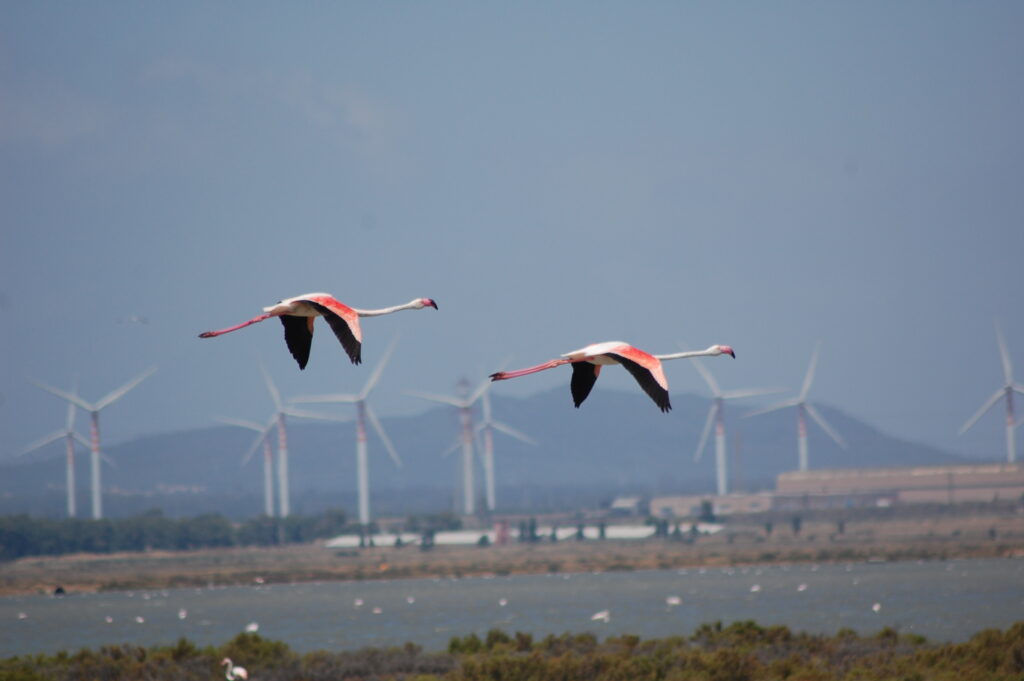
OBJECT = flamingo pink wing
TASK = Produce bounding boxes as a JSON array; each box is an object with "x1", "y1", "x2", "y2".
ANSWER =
[
  {"x1": 300, "y1": 295, "x2": 363, "y2": 365},
  {"x1": 606, "y1": 345, "x2": 671, "y2": 412}
]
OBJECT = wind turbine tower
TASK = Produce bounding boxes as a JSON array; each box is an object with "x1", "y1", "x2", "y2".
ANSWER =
[
  {"x1": 475, "y1": 385, "x2": 535, "y2": 511},
  {"x1": 33, "y1": 367, "x2": 157, "y2": 519},
  {"x1": 259, "y1": 364, "x2": 323, "y2": 517},
  {"x1": 292, "y1": 340, "x2": 403, "y2": 528},
  {"x1": 218, "y1": 416, "x2": 276, "y2": 517},
  {"x1": 407, "y1": 378, "x2": 490, "y2": 516},
  {"x1": 21, "y1": 377, "x2": 90, "y2": 517},
  {"x1": 959, "y1": 321, "x2": 1024, "y2": 462},
  {"x1": 745, "y1": 343, "x2": 846, "y2": 471},
  {"x1": 689, "y1": 357, "x2": 780, "y2": 496}
]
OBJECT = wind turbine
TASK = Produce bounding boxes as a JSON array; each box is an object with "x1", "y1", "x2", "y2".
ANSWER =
[
  {"x1": 33, "y1": 366, "x2": 157, "y2": 519},
  {"x1": 217, "y1": 415, "x2": 276, "y2": 517},
  {"x1": 689, "y1": 356, "x2": 780, "y2": 496},
  {"x1": 258, "y1": 363, "x2": 324, "y2": 517},
  {"x1": 474, "y1": 385, "x2": 535, "y2": 512},
  {"x1": 406, "y1": 378, "x2": 490, "y2": 516},
  {"x1": 959, "y1": 321, "x2": 1024, "y2": 463},
  {"x1": 21, "y1": 377, "x2": 90, "y2": 517},
  {"x1": 291, "y1": 339, "x2": 403, "y2": 528},
  {"x1": 745, "y1": 343, "x2": 846, "y2": 471}
]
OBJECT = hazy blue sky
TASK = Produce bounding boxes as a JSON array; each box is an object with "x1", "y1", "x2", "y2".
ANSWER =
[{"x1": 2, "y1": 3, "x2": 1022, "y2": 463}]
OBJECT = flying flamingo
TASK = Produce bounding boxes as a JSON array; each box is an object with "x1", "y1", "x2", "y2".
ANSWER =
[
  {"x1": 198, "y1": 293, "x2": 437, "y2": 369},
  {"x1": 490, "y1": 341, "x2": 735, "y2": 412},
  {"x1": 221, "y1": 658, "x2": 248, "y2": 680}
]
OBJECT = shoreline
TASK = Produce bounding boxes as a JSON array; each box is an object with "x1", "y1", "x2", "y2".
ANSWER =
[{"x1": 3, "y1": 511, "x2": 1022, "y2": 597}]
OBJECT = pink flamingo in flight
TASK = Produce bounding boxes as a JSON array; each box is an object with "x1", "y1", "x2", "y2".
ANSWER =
[
  {"x1": 199, "y1": 293, "x2": 437, "y2": 369},
  {"x1": 490, "y1": 341, "x2": 735, "y2": 412}
]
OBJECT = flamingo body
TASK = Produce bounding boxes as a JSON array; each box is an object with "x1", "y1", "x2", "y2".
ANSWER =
[
  {"x1": 198, "y1": 293, "x2": 437, "y2": 369},
  {"x1": 491, "y1": 341, "x2": 734, "y2": 412},
  {"x1": 221, "y1": 658, "x2": 248, "y2": 680}
]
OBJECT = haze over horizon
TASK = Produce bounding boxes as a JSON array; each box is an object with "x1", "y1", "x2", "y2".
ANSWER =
[{"x1": 2, "y1": 4, "x2": 1022, "y2": 465}]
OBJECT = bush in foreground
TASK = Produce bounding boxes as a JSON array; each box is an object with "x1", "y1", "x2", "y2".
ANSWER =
[{"x1": 1, "y1": 621, "x2": 1022, "y2": 681}]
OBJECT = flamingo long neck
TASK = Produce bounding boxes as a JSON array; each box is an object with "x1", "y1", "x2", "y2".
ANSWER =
[
  {"x1": 654, "y1": 347, "x2": 722, "y2": 361},
  {"x1": 491, "y1": 358, "x2": 571, "y2": 380},
  {"x1": 353, "y1": 300, "x2": 422, "y2": 317}
]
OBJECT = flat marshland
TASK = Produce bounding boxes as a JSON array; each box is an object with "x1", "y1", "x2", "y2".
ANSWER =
[{"x1": 2, "y1": 507, "x2": 1021, "y2": 596}]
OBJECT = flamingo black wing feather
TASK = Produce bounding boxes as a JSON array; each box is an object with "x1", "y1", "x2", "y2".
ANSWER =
[
  {"x1": 609, "y1": 353, "x2": 672, "y2": 412},
  {"x1": 570, "y1": 362, "x2": 600, "y2": 408},
  {"x1": 280, "y1": 315, "x2": 313, "y2": 370},
  {"x1": 306, "y1": 301, "x2": 362, "y2": 364}
]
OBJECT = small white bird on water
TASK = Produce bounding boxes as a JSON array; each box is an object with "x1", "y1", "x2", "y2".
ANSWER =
[
  {"x1": 591, "y1": 610, "x2": 611, "y2": 623},
  {"x1": 222, "y1": 658, "x2": 248, "y2": 680}
]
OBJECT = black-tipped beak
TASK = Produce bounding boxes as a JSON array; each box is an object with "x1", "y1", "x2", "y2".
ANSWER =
[
  {"x1": 728, "y1": 349, "x2": 736, "y2": 358},
  {"x1": 428, "y1": 299, "x2": 438, "y2": 310}
]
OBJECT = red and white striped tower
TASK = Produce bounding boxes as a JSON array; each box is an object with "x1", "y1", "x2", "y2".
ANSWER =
[
  {"x1": 33, "y1": 367, "x2": 157, "y2": 519},
  {"x1": 292, "y1": 339, "x2": 402, "y2": 528},
  {"x1": 691, "y1": 355, "x2": 781, "y2": 496},
  {"x1": 20, "y1": 377, "x2": 91, "y2": 518},
  {"x1": 474, "y1": 374, "x2": 535, "y2": 512},
  {"x1": 960, "y1": 321, "x2": 1024, "y2": 463},
  {"x1": 218, "y1": 416, "x2": 276, "y2": 516},
  {"x1": 745, "y1": 343, "x2": 846, "y2": 471}
]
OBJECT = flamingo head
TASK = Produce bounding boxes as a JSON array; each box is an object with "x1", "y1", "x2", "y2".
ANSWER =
[
  {"x1": 221, "y1": 659, "x2": 232, "y2": 667},
  {"x1": 419, "y1": 298, "x2": 439, "y2": 310},
  {"x1": 713, "y1": 344, "x2": 736, "y2": 358}
]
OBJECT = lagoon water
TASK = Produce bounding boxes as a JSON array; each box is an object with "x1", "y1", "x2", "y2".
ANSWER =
[{"x1": 2, "y1": 557, "x2": 1022, "y2": 657}]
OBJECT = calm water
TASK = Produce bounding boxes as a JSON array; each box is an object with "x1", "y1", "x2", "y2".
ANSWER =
[{"x1": 2, "y1": 557, "x2": 1022, "y2": 657}]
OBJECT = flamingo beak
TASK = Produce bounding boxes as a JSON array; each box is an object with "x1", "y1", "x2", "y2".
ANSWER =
[
  {"x1": 425, "y1": 298, "x2": 438, "y2": 310},
  {"x1": 723, "y1": 346, "x2": 736, "y2": 358}
]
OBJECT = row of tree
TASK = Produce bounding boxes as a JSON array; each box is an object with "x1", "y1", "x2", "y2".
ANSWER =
[{"x1": 0, "y1": 508, "x2": 350, "y2": 561}]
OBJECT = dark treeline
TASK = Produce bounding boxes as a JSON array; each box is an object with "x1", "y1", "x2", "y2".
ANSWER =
[
  {"x1": 0, "y1": 509, "x2": 351, "y2": 561},
  {"x1": 3, "y1": 621, "x2": 1024, "y2": 680}
]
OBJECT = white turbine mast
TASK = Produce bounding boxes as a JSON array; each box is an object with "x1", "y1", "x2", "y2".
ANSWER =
[
  {"x1": 959, "y1": 320, "x2": 1024, "y2": 462},
  {"x1": 474, "y1": 375, "x2": 536, "y2": 512},
  {"x1": 258, "y1": 363, "x2": 327, "y2": 518},
  {"x1": 217, "y1": 415, "x2": 277, "y2": 517},
  {"x1": 744, "y1": 343, "x2": 846, "y2": 471},
  {"x1": 21, "y1": 376, "x2": 91, "y2": 517},
  {"x1": 406, "y1": 377, "x2": 492, "y2": 516},
  {"x1": 32, "y1": 366, "x2": 157, "y2": 519},
  {"x1": 688, "y1": 352, "x2": 781, "y2": 496},
  {"x1": 291, "y1": 338, "x2": 403, "y2": 529}
]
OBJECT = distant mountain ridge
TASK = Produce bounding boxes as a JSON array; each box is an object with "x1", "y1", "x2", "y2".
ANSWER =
[{"x1": 1, "y1": 387, "x2": 967, "y2": 519}]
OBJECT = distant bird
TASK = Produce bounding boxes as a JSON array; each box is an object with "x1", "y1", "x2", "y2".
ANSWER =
[
  {"x1": 244, "y1": 621, "x2": 259, "y2": 632},
  {"x1": 198, "y1": 293, "x2": 438, "y2": 369},
  {"x1": 222, "y1": 658, "x2": 248, "y2": 680},
  {"x1": 591, "y1": 609, "x2": 611, "y2": 623},
  {"x1": 490, "y1": 342, "x2": 735, "y2": 412},
  {"x1": 665, "y1": 595, "x2": 682, "y2": 607}
]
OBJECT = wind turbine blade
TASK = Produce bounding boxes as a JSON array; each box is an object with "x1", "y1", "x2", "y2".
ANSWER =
[
  {"x1": 441, "y1": 436, "x2": 460, "y2": 458},
  {"x1": 260, "y1": 362, "x2": 282, "y2": 409},
  {"x1": 73, "y1": 432, "x2": 91, "y2": 449},
  {"x1": 958, "y1": 388, "x2": 1005, "y2": 435},
  {"x1": 744, "y1": 399, "x2": 800, "y2": 419},
  {"x1": 805, "y1": 402, "x2": 848, "y2": 449},
  {"x1": 721, "y1": 387, "x2": 786, "y2": 400},
  {"x1": 995, "y1": 320, "x2": 1014, "y2": 383},
  {"x1": 281, "y1": 406, "x2": 343, "y2": 421},
  {"x1": 32, "y1": 380, "x2": 93, "y2": 411},
  {"x1": 66, "y1": 375, "x2": 79, "y2": 430},
  {"x1": 95, "y1": 366, "x2": 158, "y2": 410},
  {"x1": 799, "y1": 343, "x2": 821, "y2": 401},
  {"x1": 20, "y1": 430, "x2": 66, "y2": 456},
  {"x1": 101, "y1": 454, "x2": 118, "y2": 469},
  {"x1": 361, "y1": 336, "x2": 399, "y2": 399},
  {"x1": 688, "y1": 357, "x2": 721, "y2": 397},
  {"x1": 241, "y1": 432, "x2": 267, "y2": 466},
  {"x1": 694, "y1": 404, "x2": 717, "y2": 462},
  {"x1": 467, "y1": 377, "x2": 492, "y2": 406},
  {"x1": 365, "y1": 404, "x2": 402, "y2": 468},
  {"x1": 490, "y1": 420, "x2": 537, "y2": 446},
  {"x1": 290, "y1": 392, "x2": 359, "y2": 404},
  {"x1": 404, "y1": 390, "x2": 466, "y2": 408},
  {"x1": 216, "y1": 416, "x2": 266, "y2": 432}
]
